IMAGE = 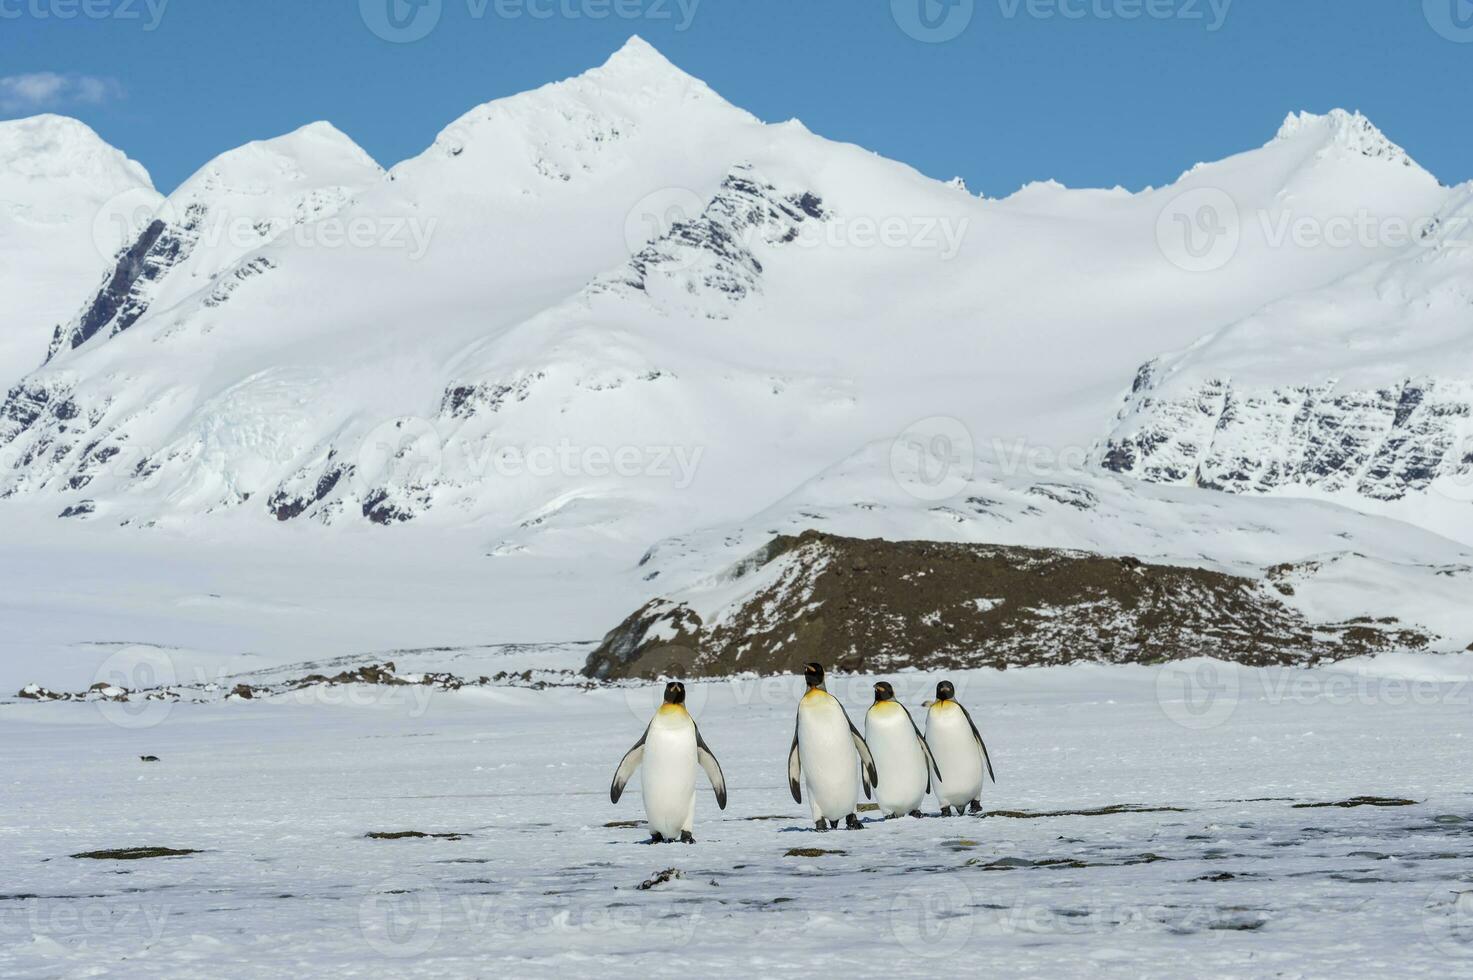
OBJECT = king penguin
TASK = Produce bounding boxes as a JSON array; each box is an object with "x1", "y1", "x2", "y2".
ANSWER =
[
  {"x1": 610, "y1": 681, "x2": 727, "y2": 843},
  {"x1": 788, "y1": 662, "x2": 879, "y2": 831},
  {"x1": 865, "y1": 681, "x2": 941, "y2": 819},
  {"x1": 925, "y1": 679, "x2": 996, "y2": 816}
]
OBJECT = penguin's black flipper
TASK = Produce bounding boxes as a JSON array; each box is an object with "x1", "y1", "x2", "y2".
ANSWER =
[
  {"x1": 788, "y1": 720, "x2": 803, "y2": 804},
  {"x1": 693, "y1": 722, "x2": 727, "y2": 810},
  {"x1": 956, "y1": 702, "x2": 996, "y2": 783},
  {"x1": 610, "y1": 725, "x2": 649, "y2": 804},
  {"x1": 902, "y1": 704, "x2": 943, "y2": 790},
  {"x1": 845, "y1": 715, "x2": 879, "y2": 791}
]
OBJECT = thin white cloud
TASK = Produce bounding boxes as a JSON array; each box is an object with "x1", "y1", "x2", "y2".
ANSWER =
[{"x1": 0, "y1": 73, "x2": 123, "y2": 113}]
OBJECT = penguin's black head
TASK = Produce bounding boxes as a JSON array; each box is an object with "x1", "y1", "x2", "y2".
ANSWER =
[
  {"x1": 663, "y1": 681, "x2": 686, "y2": 705},
  {"x1": 936, "y1": 680, "x2": 955, "y2": 702},
  {"x1": 802, "y1": 662, "x2": 825, "y2": 689},
  {"x1": 873, "y1": 681, "x2": 895, "y2": 703}
]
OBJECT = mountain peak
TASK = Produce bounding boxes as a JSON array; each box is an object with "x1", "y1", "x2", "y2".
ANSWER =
[
  {"x1": 1274, "y1": 109, "x2": 1419, "y2": 169},
  {"x1": 0, "y1": 113, "x2": 154, "y2": 189},
  {"x1": 386, "y1": 34, "x2": 753, "y2": 190},
  {"x1": 169, "y1": 121, "x2": 382, "y2": 204},
  {"x1": 582, "y1": 34, "x2": 703, "y2": 91},
  {"x1": 603, "y1": 34, "x2": 669, "y2": 68},
  {"x1": 239, "y1": 121, "x2": 379, "y2": 173}
]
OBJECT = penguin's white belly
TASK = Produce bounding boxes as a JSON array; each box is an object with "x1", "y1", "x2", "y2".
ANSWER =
[
  {"x1": 640, "y1": 716, "x2": 697, "y2": 837},
  {"x1": 927, "y1": 706, "x2": 984, "y2": 806},
  {"x1": 866, "y1": 708, "x2": 927, "y2": 815},
  {"x1": 798, "y1": 694, "x2": 859, "y2": 820}
]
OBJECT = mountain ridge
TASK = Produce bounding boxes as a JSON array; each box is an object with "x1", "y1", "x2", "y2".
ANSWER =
[{"x1": 0, "y1": 38, "x2": 1466, "y2": 574}]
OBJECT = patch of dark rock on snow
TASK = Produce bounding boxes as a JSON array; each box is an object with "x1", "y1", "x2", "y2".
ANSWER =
[
  {"x1": 604, "y1": 821, "x2": 644, "y2": 829},
  {"x1": 71, "y1": 847, "x2": 200, "y2": 860},
  {"x1": 973, "y1": 856, "x2": 1092, "y2": 871},
  {"x1": 584, "y1": 531, "x2": 1432, "y2": 679},
  {"x1": 267, "y1": 461, "x2": 347, "y2": 522},
  {"x1": 1292, "y1": 797, "x2": 1420, "y2": 809},
  {"x1": 784, "y1": 848, "x2": 846, "y2": 858},
  {"x1": 139, "y1": 755, "x2": 160, "y2": 763},
  {"x1": 294, "y1": 662, "x2": 409, "y2": 687},
  {"x1": 1205, "y1": 909, "x2": 1271, "y2": 932},
  {"x1": 986, "y1": 804, "x2": 1191, "y2": 819},
  {"x1": 365, "y1": 831, "x2": 468, "y2": 841},
  {"x1": 17, "y1": 684, "x2": 69, "y2": 701},
  {"x1": 637, "y1": 868, "x2": 683, "y2": 890}
]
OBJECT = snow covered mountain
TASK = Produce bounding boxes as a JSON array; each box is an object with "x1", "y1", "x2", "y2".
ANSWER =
[
  {"x1": 1097, "y1": 180, "x2": 1473, "y2": 544},
  {"x1": 0, "y1": 39, "x2": 1467, "y2": 576},
  {"x1": 45, "y1": 121, "x2": 383, "y2": 362},
  {"x1": 0, "y1": 115, "x2": 159, "y2": 388}
]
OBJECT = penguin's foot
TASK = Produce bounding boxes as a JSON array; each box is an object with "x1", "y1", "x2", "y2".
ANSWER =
[
  {"x1": 908, "y1": 809, "x2": 925, "y2": 819},
  {"x1": 940, "y1": 806, "x2": 954, "y2": 817},
  {"x1": 649, "y1": 832, "x2": 666, "y2": 844},
  {"x1": 679, "y1": 831, "x2": 695, "y2": 844},
  {"x1": 845, "y1": 813, "x2": 864, "y2": 830},
  {"x1": 814, "y1": 819, "x2": 830, "y2": 832},
  {"x1": 968, "y1": 800, "x2": 984, "y2": 815}
]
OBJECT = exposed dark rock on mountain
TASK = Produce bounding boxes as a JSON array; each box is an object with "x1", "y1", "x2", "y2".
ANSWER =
[
  {"x1": 584, "y1": 531, "x2": 1436, "y2": 679},
  {"x1": 595, "y1": 163, "x2": 827, "y2": 312},
  {"x1": 48, "y1": 219, "x2": 172, "y2": 359},
  {"x1": 1099, "y1": 365, "x2": 1473, "y2": 501}
]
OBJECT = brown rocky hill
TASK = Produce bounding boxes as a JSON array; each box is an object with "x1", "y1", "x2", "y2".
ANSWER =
[{"x1": 583, "y1": 531, "x2": 1434, "y2": 680}]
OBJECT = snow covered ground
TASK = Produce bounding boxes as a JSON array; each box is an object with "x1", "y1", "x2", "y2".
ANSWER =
[{"x1": 4, "y1": 651, "x2": 1472, "y2": 977}]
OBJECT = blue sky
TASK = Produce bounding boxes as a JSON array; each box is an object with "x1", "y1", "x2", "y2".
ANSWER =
[{"x1": 1, "y1": 0, "x2": 1469, "y2": 195}]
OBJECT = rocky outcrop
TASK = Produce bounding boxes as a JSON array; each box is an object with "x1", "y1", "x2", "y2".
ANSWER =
[
  {"x1": 584, "y1": 531, "x2": 1437, "y2": 680},
  {"x1": 1098, "y1": 365, "x2": 1473, "y2": 500},
  {"x1": 47, "y1": 217, "x2": 174, "y2": 359},
  {"x1": 594, "y1": 163, "x2": 827, "y2": 314}
]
